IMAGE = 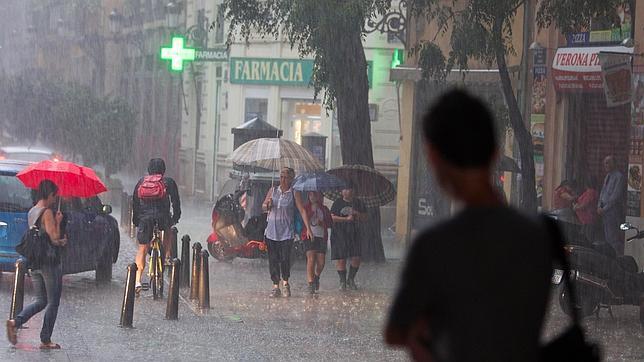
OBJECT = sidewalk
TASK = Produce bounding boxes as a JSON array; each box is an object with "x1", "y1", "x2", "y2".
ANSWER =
[{"x1": 0, "y1": 216, "x2": 407, "y2": 361}]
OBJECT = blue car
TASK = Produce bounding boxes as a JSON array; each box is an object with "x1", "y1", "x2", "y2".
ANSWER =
[{"x1": 0, "y1": 160, "x2": 119, "y2": 281}]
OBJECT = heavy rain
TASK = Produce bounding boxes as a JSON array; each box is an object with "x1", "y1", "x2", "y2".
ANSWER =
[{"x1": 0, "y1": 0, "x2": 643, "y2": 361}]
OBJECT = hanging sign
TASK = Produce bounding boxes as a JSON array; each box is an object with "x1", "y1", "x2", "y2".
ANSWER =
[
  {"x1": 598, "y1": 52, "x2": 633, "y2": 107},
  {"x1": 552, "y1": 46, "x2": 633, "y2": 92}
]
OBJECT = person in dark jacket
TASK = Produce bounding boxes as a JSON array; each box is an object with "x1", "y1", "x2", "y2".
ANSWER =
[
  {"x1": 385, "y1": 90, "x2": 552, "y2": 362},
  {"x1": 132, "y1": 158, "x2": 181, "y2": 293}
]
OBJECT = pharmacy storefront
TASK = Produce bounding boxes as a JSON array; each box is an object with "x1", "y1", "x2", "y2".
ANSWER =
[{"x1": 227, "y1": 57, "x2": 326, "y2": 150}]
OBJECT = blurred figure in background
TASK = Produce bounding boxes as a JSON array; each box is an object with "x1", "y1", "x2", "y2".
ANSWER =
[
  {"x1": 573, "y1": 177, "x2": 600, "y2": 242},
  {"x1": 598, "y1": 155, "x2": 626, "y2": 255}
]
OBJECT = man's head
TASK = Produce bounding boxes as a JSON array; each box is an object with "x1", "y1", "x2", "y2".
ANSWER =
[
  {"x1": 603, "y1": 155, "x2": 616, "y2": 173},
  {"x1": 341, "y1": 183, "x2": 354, "y2": 201},
  {"x1": 422, "y1": 89, "x2": 498, "y2": 197},
  {"x1": 148, "y1": 158, "x2": 166, "y2": 175},
  {"x1": 280, "y1": 167, "x2": 295, "y2": 188}
]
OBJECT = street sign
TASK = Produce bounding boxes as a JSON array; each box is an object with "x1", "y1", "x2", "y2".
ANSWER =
[
  {"x1": 195, "y1": 48, "x2": 228, "y2": 62},
  {"x1": 160, "y1": 36, "x2": 196, "y2": 72}
]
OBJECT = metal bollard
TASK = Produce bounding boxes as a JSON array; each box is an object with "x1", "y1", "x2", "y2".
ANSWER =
[
  {"x1": 190, "y1": 242, "x2": 202, "y2": 300},
  {"x1": 128, "y1": 198, "x2": 135, "y2": 239},
  {"x1": 165, "y1": 259, "x2": 181, "y2": 320},
  {"x1": 120, "y1": 192, "x2": 126, "y2": 226},
  {"x1": 180, "y1": 235, "x2": 191, "y2": 288},
  {"x1": 9, "y1": 259, "x2": 26, "y2": 321},
  {"x1": 198, "y1": 250, "x2": 210, "y2": 310},
  {"x1": 170, "y1": 227, "x2": 178, "y2": 259},
  {"x1": 119, "y1": 263, "x2": 137, "y2": 328}
]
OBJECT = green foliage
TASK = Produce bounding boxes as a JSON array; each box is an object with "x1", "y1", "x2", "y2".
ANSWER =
[
  {"x1": 537, "y1": 0, "x2": 631, "y2": 33},
  {"x1": 221, "y1": 0, "x2": 391, "y2": 107},
  {"x1": 0, "y1": 73, "x2": 137, "y2": 176}
]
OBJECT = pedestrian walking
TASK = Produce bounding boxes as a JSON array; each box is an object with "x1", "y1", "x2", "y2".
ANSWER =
[
  {"x1": 132, "y1": 158, "x2": 181, "y2": 294},
  {"x1": 598, "y1": 155, "x2": 627, "y2": 255},
  {"x1": 262, "y1": 167, "x2": 312, "y2": 298},
  {"x1": 7, "y1": 180, "x2": 68, "y2": 349},
  {"x1": 330, "y1": 184, "x2": 366, "y2": 291},
  {"x1": 384, "y1": 89, "x2": 553, "y2": 361},
  {"x1": 301, "y1": 191, "x2": 333, "y2": 294}
]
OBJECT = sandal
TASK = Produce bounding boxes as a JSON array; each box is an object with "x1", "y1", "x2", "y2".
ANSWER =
[
  {"x1": 6, "y1": 320, "x2": 17, "y2": 345},
  {"x1": 39, "y1": 342, "x2": 61, "y2": 350}
]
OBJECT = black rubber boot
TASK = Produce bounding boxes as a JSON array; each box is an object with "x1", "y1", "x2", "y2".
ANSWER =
[
  {"x1": 347, "y1": 266, "x2": 359, "y2": 290},
  {"x1": 338, "y1": 270, "x2": 347, "y2": 291}
]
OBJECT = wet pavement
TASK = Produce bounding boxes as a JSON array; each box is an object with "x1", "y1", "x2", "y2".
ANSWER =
[
  {"x1": 0, "y1": 205, "x2": 642, "y2": 360},
  {"x1": 0, "y1": 206, "x2": 408, "y2": 361}
]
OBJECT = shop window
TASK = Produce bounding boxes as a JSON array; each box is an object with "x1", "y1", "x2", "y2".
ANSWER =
[
  {"x1": 245, "y1": 98, "x2": 268, "y2": 122},
  {"x1": 369, "y1": 104, "x2": 378, "y2": 122},
  {"x1": 281, "y1": 99, "x2": 322, "y2": 144}
]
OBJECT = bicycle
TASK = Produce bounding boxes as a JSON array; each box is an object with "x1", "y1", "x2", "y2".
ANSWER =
[{"x1": 148, "y1": 223, "x2": 165, "y2": 300}]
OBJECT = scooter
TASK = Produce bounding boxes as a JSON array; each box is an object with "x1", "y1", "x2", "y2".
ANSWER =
[
  {"x1": 551, "y1": 220, "x2": 644, "y2": 324},
  {"x1": 206, "y1": 192, "x2": 268, "y2": 261}
]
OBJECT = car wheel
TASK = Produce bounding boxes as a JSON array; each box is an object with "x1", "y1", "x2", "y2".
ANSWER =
[{"x1": 95, "y1": 257, "x2": 113, "y2": 283}]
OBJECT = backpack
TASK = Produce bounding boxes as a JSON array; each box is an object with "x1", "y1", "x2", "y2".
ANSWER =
[
  {"x1": 137, "y1": 174, "x2": 167, "y2": 200},
  {"x1": 15, "y1": 209, "x2": 59, "y2": 268}
]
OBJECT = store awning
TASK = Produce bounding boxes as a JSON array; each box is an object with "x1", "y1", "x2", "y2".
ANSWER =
[{"x1": 552, "y1": 46, "x2": 633, "y2": 92}]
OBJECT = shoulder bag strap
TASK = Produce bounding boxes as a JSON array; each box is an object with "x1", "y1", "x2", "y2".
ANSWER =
[{"x1": 540, "y1": 215, "x2": 581, "y2": 325}]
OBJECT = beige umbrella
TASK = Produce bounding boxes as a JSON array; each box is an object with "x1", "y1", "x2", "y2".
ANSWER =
[{"x1": 230, "y1": 138, "x2": 323, "y2": 173}]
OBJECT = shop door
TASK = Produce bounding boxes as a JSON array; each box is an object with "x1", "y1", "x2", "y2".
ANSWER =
[{"x1": 565, "y1": 93, "x2": 630, "y2": 190}]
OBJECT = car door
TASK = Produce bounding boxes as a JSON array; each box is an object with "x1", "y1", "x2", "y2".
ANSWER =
[
  {"x1": 61, "y1": 197, "x2": 97, "y2": 274},
  {"x1": 0, "y1": 171, "x2": 31, "y2": 271}
]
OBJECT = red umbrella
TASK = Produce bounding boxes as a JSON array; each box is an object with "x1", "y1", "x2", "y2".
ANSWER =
[{"x1": 16, "y1": 160, "x2": 107, "y2": 198}]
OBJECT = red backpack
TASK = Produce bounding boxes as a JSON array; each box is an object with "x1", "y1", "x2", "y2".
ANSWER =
[{"x1": 137, "y1": 174, "x2": 167, "y2": 200}]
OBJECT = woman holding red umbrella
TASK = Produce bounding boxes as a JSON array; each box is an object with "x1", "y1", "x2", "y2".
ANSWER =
[{"x1": 7, "y1": 180, "x2": 68, "y2": 349}]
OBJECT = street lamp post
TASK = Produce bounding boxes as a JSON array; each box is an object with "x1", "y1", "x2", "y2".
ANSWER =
[{"x1": 166, "y1": 2, "x2": 210, "y2": 195}]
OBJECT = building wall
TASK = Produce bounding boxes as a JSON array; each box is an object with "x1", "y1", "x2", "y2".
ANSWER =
[{"x1": 179, "y1": 3, "x2": 404, "y2": 203}]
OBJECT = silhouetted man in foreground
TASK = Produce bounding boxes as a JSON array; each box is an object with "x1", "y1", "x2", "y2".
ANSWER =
[{"x1": 385, "y1": 90, "x2": 552, "y2": 362}]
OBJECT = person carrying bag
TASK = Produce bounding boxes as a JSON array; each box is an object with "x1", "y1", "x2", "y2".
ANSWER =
[{"x1": 7, "y1": 180, "x2": 67, "y2": 350}]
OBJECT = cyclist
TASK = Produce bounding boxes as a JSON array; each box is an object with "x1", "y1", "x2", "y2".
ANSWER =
[{"x1": 132, "y1": 158, "x2": 181, "y2": 294}]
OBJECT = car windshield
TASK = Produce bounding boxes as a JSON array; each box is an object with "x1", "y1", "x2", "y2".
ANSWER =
[{"x1": 0, "y1": 173, "x2": 32, "y2": 212}]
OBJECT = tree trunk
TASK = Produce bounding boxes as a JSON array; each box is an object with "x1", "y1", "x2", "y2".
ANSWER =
[
  {"x1": 321, "y1": 12, "x2": 386, "y2": 262},
  {"x1": 494, "y1": 21, "x2": 537, "y2": 212}
]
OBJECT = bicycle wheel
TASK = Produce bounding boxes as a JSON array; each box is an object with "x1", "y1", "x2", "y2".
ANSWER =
[
  {"x1": 151, "y1": 247, "x2": 160, "y2": 300},
  {"x1": 156, "y1": 253, "x2": 164, "y2": 298}
]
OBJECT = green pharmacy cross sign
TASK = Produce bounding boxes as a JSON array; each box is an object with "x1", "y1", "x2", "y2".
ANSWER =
[{"x1": 160, "y1": 36, "x2": 196, "y2": 72}]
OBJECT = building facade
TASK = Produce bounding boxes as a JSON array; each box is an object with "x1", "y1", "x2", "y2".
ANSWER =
[
  {"x1": 177, "y1": 1, "x2": 404, "y2": 210},
  {"x1": 395, "y1": 2, "x2": 644, "y2": 265}
]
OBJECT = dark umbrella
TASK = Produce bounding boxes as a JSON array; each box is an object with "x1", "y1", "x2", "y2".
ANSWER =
[
  {"x1": 324, "y1": 164, "x2": 396, "y2": 208},
  {"x1": 293, "y1": 172, "x2": 346, "y2": 192}
]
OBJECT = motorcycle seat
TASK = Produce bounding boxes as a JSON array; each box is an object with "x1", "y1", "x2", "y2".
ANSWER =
[{"x1": 617, "y1": 255, "x2": 639, "y2": 274}]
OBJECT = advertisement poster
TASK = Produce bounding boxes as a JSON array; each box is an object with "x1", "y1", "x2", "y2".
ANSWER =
[
  {"x1": 599, "y1": 52, "x2": 633, "y2": 107},
  {"x1": 632, "y1": 73, "x2": 644, "y2": 126},
  {"x1": 628, "y1": 164, "x2": 642, "y2": 191},
  {"x1": 531, "y1": 70, "x2": 546, "y2": 204}
]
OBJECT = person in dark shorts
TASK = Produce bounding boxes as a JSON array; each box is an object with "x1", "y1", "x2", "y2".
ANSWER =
[
  {"x1": 384, "y1": 89, "x2": 552, "y2": 361},
  {"x1": 301, "y1": 191, "x2": 333, "y2": 294},
  {"x1": 330, "y1": 185, "x2": 366, "y2": 290},
  {"x1": 132, "y1": 158, "x2": 181, "y2": 294}
]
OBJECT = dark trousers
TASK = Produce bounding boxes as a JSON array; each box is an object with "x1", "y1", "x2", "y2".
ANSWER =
[
  {"x1": 15, "y1": 263, "x2": 63, "y2": 344},
  {"x1": 266, "y1": 238, "x2": 293, "y2": 284}
]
